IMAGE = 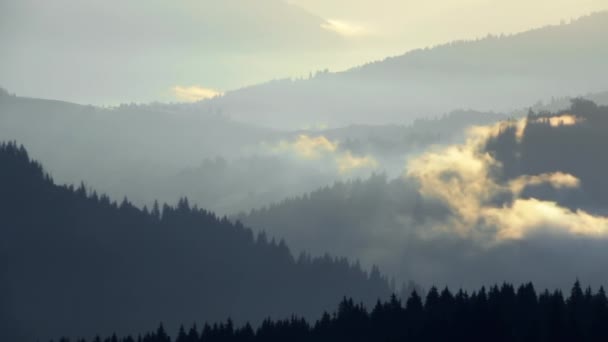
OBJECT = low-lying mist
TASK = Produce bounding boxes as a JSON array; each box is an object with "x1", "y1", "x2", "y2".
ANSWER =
[
  {"x1": 0, "y1": 92, "x2": 504, "y2": 215},
  {"x1": 3, "y1": 89, "x2": 608, "y2": 292},
  {"x1": 239, "y1": 99, "x2": 608, "y2": 291}
]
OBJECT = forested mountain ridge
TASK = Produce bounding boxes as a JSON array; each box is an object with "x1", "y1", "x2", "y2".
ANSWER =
[
  {"x1": 485, "y1": 98, "x2": 608, "y2": 210},
  {"x1": 238, "y1": 100, "x2": 608, "y2": 290},
  {"x1": 0, "y1": 92, "x2": 508, "y2": 215},
  {"x1": 0, "y1": 142, "x2": 392, "y2": 342},
  {"x1": 198, "y1": 12, "x2": 608, "y2": 129}
]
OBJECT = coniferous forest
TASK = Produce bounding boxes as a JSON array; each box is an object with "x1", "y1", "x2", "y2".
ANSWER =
[
  {"x1": 0, "y1": 142, "x2": 391, "y2": 341},
  {"x1": 4, "y1": 3, "x2": 608, "y2": 342},
  {"x1": 5, "y1": 138, "x2": 608, "y2": 341},
  {"x1": 50, "y1": 281, "x2": 608, "y2": 342}
]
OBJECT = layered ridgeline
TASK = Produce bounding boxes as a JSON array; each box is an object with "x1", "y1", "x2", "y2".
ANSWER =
[
  {"x1": 198, "y1": 12, "x2": 608, "y2": 129},
  {"x1": 0, "y1": 143, "x2": 392, "y2": 342},
  {"x1": 0, "y1": 91, "x2": 507, "y2": 215},
  {"x1": 1, "y1": 0, "x2": 348, "y2": 104},
  {"x1": 238, "y1": 100, "x2": 608, "y2": 290},
  {"x1": 51, "y1": 281, "x2": 608, "y2": 342}
]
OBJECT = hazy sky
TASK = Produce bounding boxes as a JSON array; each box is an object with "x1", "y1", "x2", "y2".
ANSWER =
[
  {"x1": 1, "y1": 0, "x2": 606, "y2": 104},
  {"x1": 291, "y1": 0, "x2": 608, "y2": 41}
]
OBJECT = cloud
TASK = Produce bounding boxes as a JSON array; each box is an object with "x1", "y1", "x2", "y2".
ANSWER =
[
  {"x1": 406, "y1": 121, "x2": 608, "y2": 243},
  {"x1": 172, "y1": 85, "x2": 223, "y2": 102},
  {"x1": 337, "y1": 151, "x2": 378, "y2": 174},
  {"x1": 274, "y1": 134, "x2": 338, "y2": 159},
  {"x1": 321, "y1": 19, "x2": 369, "y2": 37},
  {"x1": 484, "y1": 198, "x2": 608, "y2": 240},
  {"x1": 270, "y1": 134, "x2": 377, "y2": 173},
  {"x1": 531, "y1": 114, "x2": 582, "y2": 127},
  {"x1": 508, "y1": 172, "x2": 579, "y2": 196}
]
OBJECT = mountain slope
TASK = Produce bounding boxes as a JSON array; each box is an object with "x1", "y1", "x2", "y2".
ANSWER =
[
  {"x1": 0, "y1": 93, "x2": 508, "y2": 215},
  {"x1": 0, "y1": 142, "x2": 391, "y2": 342},
  {"x1": 200, "y1": 12, "x2": 608, "y2": 129},
  {"x1": 238, "y1": 100, "x2": 608, "y2": 290},
  {"x1": 485, "y1": 98, "x2": 608, "y2": 209},
  {"x1": 0, "y1": 93, "x2": 281, "y2": 211}
]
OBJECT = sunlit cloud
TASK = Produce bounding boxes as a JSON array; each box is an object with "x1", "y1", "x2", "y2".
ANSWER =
[
  {"x1": 406, "y1": 120, "x2": 608, "y2": 243},
  {"x1": 532, "y1": 114, "x2": 582, "y2": 127},
  {"x1": 485, "y1": 119, "x2": 528, "y2": 141},
  {"x1": 321, "y1": 19, "x2": 369, "y2": 37},
  {"x1": 270, "y1": 134, "x2": 377, "y2": 173},
  {"x1": 274, "y1": 134, "x2": 338, "y2": 159},
  {"x1": 485, "y1": 198, "x2": 608, "y2": 240},
  {"x1": 172, "y1": 85, "x2": 223, "y2": 102},
  {"x1": 337, "y1": 151, "x2": 378, "y2": 174},
  {"x1": 508, "y1": 172, "x2": 579, "y2": 196}
]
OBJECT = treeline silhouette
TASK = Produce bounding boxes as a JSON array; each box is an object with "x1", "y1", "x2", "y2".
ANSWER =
[
  {"x1": 0, "y1": 142, "x2": 392, "y2": 342},
  {"x1": 50, "y1": 281, "x2": 608, "y2": 342},
  {"x1": 485, "y1": 99, "x2": 608, "y2": 207},
  {"x1": 236, "y1": 173, "x2": 450, "y2": 284},
  {"x1": 236, "y1": 100, "x2": 608, "y2": 292},
  {"x1": 1, "y1": 94, "x2": 493, "y2": 216}
]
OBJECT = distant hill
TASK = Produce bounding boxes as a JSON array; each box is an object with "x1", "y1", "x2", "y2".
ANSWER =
[
  {"x1": 0, "y1": 94, "x2": 282, "y2": 211},
  {"x1": 237, "y1": 100, "x2": 608, "y2": 291},
  {"x1": 0, "y1": 94, "x2": 506, "y2": 215},
  {"x1": 520, "y1": 90, "x2": 608, "y2": 114},
  {"x1": 0, "y1": 142, "x2": 392, "y2": 342},
  {"x1": 200, "y1": 12, "x2": 608, "y2": 129}
]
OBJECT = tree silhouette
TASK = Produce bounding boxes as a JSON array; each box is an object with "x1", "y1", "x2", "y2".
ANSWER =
[
  {"x1": 46, "y1": 280, "x2": 608, "y2": 342},
  {"x1": 0, "y1": 141, "x2": 392, "y2": 342}
]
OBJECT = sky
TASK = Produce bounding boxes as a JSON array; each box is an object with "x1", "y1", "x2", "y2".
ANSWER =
[
  {"x1": 291, "y1": 0, "x2": 608, "y2": 43},
  {"x1": 1, "y1": 0, "x2": 607, "y2": 104}
]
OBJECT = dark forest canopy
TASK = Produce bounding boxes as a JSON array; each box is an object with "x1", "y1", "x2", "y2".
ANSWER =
[
  {"x1": 0, "y1": 142, "x2": 392, "y2": 342},
  {"x1": 51, "y1": 281, "x2": 608, "y2": 342},
  {"x1": 485, "y1": 98, "x2": 608, "y2": 210},
  {"x1": 236, "y1": 173, "x2": 435, "y2": 266}
]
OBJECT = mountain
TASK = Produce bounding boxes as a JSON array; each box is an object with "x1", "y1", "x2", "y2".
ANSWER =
[
  {"x1": 0, "y1": 93, "x2": 507, "y2": 215},
  {"x1": 518, "y1": 90, "x2": 608, "y2": 115},
  {"x1": 485, "y1": 98, "x2": 608, "y2": 210},
  {"x1": 0, "y1": 93, "x2": 282, "y2": 211},
  {"x1": 199, "y1": 12, "x2": 608, "y2": 129},
  {"x1": 237, "y1": 100, "x2": 608, "y2": 290},
  {"x1": 0, "y1": 142, "x2": 392, "y2": 342}
]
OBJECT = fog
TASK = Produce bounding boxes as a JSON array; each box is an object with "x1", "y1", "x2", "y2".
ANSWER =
[
  {"x1": 239, "y1": 100, "x2": 608, "y2": 291},
  {"x1": 3, "y1": 4, "x2": 608, "y2": 341},
  {"x1": 0, "y1": 89, "x2": 514, "y2": 215},
  {"x1": 5, "y1": 87, "x2": 608, "y2": 295}
]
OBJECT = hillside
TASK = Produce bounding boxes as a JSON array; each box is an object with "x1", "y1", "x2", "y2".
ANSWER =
[
  {"x1": 0, "y1": 93, "x2": 507, "y2": 214},
  {"x1": 485, "y1": 98, "x2": 608, "y2": 210},
  {"x1": 0, "y1": 142, "x2": 392, "y2": 342},
  {"x1": 199, "y1": 12, "x2": 608, "y2": 129},
  {"x1": 238, "y1": 100, "x2": 608, "y2": 290},
  {"x1": 0, "y1": 93, "x2": 282, "y2": 212}
]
